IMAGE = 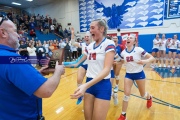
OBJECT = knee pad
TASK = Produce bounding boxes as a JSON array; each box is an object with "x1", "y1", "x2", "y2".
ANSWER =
[
  {"x1": 123, "y1": 95, "x2": 130, "y2": 102},
  {"x1": 115, "y1": 75, "x2": 120, "y2": 80},
  {"x1": 142, "y1": 92, "x2": 148, "y2": 98}
]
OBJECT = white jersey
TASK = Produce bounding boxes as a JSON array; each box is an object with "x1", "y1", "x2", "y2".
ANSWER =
[
  {"x1": 159, "y1": 39, "x2": 167, "y2": 51},
  {"x1": 121, "y1": 47, "x2": 148, "y2": 73},
  {"x1": 85, "y1": 38, "x2": 115, "y2": 79},
  {"x1": 177, "y1": 40, "x2": 180, "y2": 50},
  {"x1": 168, "y1": 39, "x2": 179, "y2": 49},
  {"x1": 80, "y1": 42, "x2": 89, "y2": 65},
  {"x1": 152, "y1": 39, "x2": 161, "y2": 49}
]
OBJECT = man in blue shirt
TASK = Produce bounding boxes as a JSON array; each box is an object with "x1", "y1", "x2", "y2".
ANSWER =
[{"x1": 0, "y1": 16, "x2": 65, "y2": 119}]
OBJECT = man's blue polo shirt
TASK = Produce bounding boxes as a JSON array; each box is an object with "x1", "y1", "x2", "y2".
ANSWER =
[{"x1": 0, "y1": 44, "x2": 47, "y2": 119}]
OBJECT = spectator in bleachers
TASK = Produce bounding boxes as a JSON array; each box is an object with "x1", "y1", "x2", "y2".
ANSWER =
[
  {"x1": 50, "y1": 24, "x2": 55, "y2": 33},
  {"x1": 77, "y1": 38, "x2": 82, "y2": 57},
  {"x1": 44, "y1": 23, "x2": 49, "y2": 34},
  {"x1": 30, "y1": 29, "x2": 37, "y2": 38},
  {"x1": 44, "y1": 16, "x2": 48, "y2": 24},
  {"x1": 49, "y1": 17, "x2": 52, "y2": 25},
  {"x1": 64, "y1": 38, "x2": 72, "y2": 62},
  {"x1": 43, "y1": 41, "x2": 49, "y2": 56},
  {"x1": 29, "y1": 19, "x2": 35, "y2": 31},
  {"x1": 19, "y1": 41, "x2": 28, "y2": 56},
  {"x1": 71, "y1": 44, "x2": 77, "y2": 60},
  {"x1": 40, "y1": 26, "x2": 44, "y2": 34},
  {"x1": 36, "y1": 14, "x2": 41, "y2": 27},
  {"x1": 36, "y1": 42, "x2": 46, "y2": 66},
  {"x1": 53, "y1": 18, "x2": 57, "y2": 26},
  {"x1": 27, "y1": 42, "x2": 37, "y2": 67}
]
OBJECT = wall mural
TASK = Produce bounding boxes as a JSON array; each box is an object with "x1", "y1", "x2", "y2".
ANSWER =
[{"x1": 79, "y1": 0, "x2": 165, "y2": 32}]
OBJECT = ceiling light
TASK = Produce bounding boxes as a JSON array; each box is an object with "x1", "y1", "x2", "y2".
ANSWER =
[
  {"x1": 12, "y1": 2, "x2": 21, "y2": 5},
  {"x1": 26, "y1": 0, "x2": 33, "y2": 1}
]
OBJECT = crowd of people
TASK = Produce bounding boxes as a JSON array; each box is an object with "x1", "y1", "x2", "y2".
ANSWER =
[{"x1": 151, "y1": 34, "x2": 180, "y2": 69}]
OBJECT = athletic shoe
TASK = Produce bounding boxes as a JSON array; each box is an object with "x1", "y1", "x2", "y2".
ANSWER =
[
  {"x1": 158, "y1": 64, "x2": 161, "y2": 68},
  {"x1": 76, "y1": 96, "x2": 83, "y2": 105},
  {"x1": 172, "y1": 66, "x2": 175, "y2": 69},
  {"x1": 163, "y1": 64, "x2": 166, "y2": 68},
  {"x1": 114, "y1": 86, "x2": 119, "y2": 93},
  {"x1": 113, "y1": 93, "x2": 118, "y2": 106},
  {"x1": 118, "y1": 114, "x2": 126, "y2": 120},
  {"x1": 147, "y1": 96, "x2": 152, "y2": 108},
  {"x1": 167, "y1": 65, "x2": 170, "y2": 68}
]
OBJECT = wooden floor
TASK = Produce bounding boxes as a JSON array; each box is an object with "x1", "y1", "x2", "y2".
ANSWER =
[{"x1": 43, "y1": 66, "x2": 180, "y2": 120}]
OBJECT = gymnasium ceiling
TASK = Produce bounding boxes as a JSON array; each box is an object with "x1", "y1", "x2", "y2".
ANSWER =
[{"x1": 0, "y1": 0, "x2": 56, "y2": 9}]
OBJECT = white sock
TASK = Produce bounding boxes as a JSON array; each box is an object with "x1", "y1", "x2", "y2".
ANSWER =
[{"x1": 122, "y1": 112, "x2": 126, "y2": 115}]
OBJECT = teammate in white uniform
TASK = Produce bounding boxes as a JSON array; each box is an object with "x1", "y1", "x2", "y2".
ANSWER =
[
  {"x1": 159, "y1": 34, "x2": 167, "y2": 67},
  {"x1": 176, "y1": 35, "x2": 180, "y2": 69},
  {"x1": 118, "y1": 35, "x2": 155, "y2": 120},
  {"x1": 69, "y1": 27, "x2": 91, "y2": 105},
  {"x1": 151, "y1": 34, "x2": 160, "y2": 68},
  {"x1": 111, "y1": 36, "x2": 123, "y2": 106},
  {"x1": 166, "y1": 34, "x2": 179, "y2": 68},
  {"x1": 71, "y1": 19, "x2": 115, "y2": 120}
]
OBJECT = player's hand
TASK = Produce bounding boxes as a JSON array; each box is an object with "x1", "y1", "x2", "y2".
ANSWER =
[
  {"x1": 71, "y1": 27, "x2": 74, "y2": 34},
  {"x1": 55, "y1": 61, "x2": 65, "y2": 75},
  {"x1": 70, "y1": 84, "x2": 88, "y2": 99}
]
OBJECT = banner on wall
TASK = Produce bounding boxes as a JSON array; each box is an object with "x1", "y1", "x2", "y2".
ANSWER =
[
  {"x1": 121, "y1": 32, "x2": 139, "y2": 47},
  {"x1": 107, "y1": 33, "x2": 117, "y2": 37}
]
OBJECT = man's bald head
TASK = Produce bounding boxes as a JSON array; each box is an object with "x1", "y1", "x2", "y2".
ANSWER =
[{"x1": 0, "y1": 19, "x2": 19, "y2": 49}]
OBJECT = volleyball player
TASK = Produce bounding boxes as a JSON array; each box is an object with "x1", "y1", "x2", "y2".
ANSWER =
[
  {"x1": 71, "y1": 19, "x2": 115, "y2": 120},
  {"x1": 118, "y1": 35, "x2": 155, "y2": 120},
  {"x1": 70, "y1": 27, "x2": 91, "y2": 105},
  {"x1": 177, "y1": 36, "x2": 180, "y2": 69},
  {"x1": 159, "y1": 34, "x2": 167, "y2": 67},
  {"x1": 151, "y1": 34, "x2": 160, "y2": 68},
  {"x1": 166, "y1": 34, "x2": 179, "y2": 68},
  {"x1": 111, "y1": 36, "x2": 123, "y2": 105}
]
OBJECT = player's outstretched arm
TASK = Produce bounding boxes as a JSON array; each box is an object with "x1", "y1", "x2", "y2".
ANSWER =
[
  {"x1": 71, "y1": 27, "x2": 80, "y2": 48},
  {"x1": 65, "y1": 54, "x2": 87, "y2": 68}
]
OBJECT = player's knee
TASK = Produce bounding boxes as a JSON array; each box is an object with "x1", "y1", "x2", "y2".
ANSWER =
[
  {"x1": 115, "y1": 75, "x2": 120, "y2": 81},
  {"x1": 123, "y1": 95, "x2": 130, "y2": 102}
]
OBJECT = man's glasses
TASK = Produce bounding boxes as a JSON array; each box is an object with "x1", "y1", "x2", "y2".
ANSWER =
[{"x1": 0, "y1": 15, "x2": 8, "y2": 26}]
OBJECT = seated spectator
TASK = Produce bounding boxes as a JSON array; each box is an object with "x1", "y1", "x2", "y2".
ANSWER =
[{"x1": 30, "y1": 29, "x2": 37, "y2": 38}]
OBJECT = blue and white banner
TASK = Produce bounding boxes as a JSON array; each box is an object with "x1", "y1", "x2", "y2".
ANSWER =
[{"x1": 79, "y1": 0, "x2": 165, "y2": 32}]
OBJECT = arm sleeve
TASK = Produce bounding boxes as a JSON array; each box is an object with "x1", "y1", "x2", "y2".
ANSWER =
[
  {"x1": 138, "y1": 47, "x2": 148, "y2": 57},
  {"x1": 105, "y1": 41, "x2": 116, "y2": 53}
]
